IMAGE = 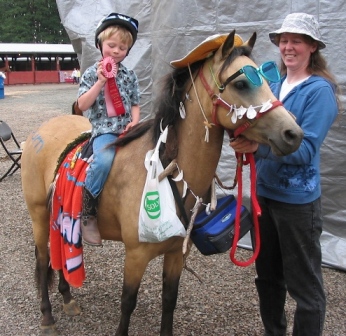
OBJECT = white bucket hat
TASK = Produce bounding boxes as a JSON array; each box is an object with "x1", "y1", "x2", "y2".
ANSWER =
[{"x1": 269, "y1": 13, "x2": 326, "y2": 49}]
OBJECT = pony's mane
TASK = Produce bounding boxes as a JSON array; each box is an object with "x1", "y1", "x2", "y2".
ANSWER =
[
  {"x1": 151, "y1": 59, "x2": 205, "y2": 142},
  {"x1": 115, "y1": 43, "x2": 253, "y2": 148}
]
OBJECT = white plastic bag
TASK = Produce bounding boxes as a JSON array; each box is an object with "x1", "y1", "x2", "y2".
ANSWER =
[{"x1": 138, "y1": 127, "x2": 186, "y2": 242}]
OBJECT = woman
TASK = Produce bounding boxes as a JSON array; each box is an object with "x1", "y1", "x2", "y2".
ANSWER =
[{"x1": 230, "y1": 13, "x2": 339, "y2": 335}]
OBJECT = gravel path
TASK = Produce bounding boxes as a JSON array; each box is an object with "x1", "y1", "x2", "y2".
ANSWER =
[{"x1": 0, "y1": 84, "x2": 345, "y2": 335}]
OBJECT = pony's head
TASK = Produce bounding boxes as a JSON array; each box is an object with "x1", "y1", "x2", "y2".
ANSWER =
[
  {"x1": 201, "y1": 30, "x2": 303, "y2": 155},
  {"x1": 159, "y1": 31, "x2": 303, "y2": 156}
]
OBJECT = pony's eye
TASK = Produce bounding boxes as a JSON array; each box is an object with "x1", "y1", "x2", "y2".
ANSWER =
[{"x1": 234, "y1": 80, "x2": 249, "y2": 90}]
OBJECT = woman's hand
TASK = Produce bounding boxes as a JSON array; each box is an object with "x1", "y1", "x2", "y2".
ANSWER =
[{"x1": 229, "y1": 136, "x2": 259, "y2": 153}]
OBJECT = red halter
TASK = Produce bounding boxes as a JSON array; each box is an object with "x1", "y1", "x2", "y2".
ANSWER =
[{"x1": 198, "y1": 66, "x2": 283, "y2": 138}]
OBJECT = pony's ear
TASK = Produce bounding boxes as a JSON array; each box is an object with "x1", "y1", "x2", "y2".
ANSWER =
[
  {"x1": 243, "y1": 32, "x2": 257, "y2": 52},
  {"x1": 221, "y1": 30, "x2": 237, "y2": 59}
]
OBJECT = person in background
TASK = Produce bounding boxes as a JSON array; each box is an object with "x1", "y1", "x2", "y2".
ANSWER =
[
  {"x1": 71, "y1": 68, "x2": 78, "y2": 84},
  {"x1": 76, "y1": 12, "x2": 140, "y2": 246},
  {"x1": 76, "y1": 68, "x2": 81, "y2": 84},
  {"x1": 230, "y1": 13, "x2": 339, "y2": 336}
]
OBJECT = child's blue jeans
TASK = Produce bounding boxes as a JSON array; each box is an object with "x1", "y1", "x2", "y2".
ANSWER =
[{"x1": 85, "y1": 133, "x2": 117, "y2": 197}]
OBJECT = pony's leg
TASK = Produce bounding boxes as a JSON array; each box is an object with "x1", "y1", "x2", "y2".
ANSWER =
[
  {"x1": 35, "y1": 245, "x2": 56, "y2": 334},
  {"x1": 31, "y1": 207, "x2": 57, "y2": 334},
  {"x1": 160, "y1": 251, "x2": 184, "y2": 336},
  {"x1": 58, "y1": 270, "x2": 81, "y2": 316},
  {"x1": 115, "y1": 251, "x2": 150, "y2": 336}
]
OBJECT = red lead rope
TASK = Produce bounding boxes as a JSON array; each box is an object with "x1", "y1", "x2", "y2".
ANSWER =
[{"x1": 230, "y1": 152, "x2": 261, "y2": 267}]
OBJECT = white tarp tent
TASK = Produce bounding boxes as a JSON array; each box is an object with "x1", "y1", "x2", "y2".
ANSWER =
[{"x1": 57, "y1": 0, "x2": 346, "y2": 270}]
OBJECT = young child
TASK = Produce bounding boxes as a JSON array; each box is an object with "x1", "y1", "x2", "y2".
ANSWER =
[{"x1": 77, "y1": 13, "x2": 140, "y2": 246}]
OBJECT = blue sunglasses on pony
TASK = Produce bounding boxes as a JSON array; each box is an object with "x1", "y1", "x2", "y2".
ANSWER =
[{"x1": 219, "y1": 61, "x2": 281, "y2": 92}]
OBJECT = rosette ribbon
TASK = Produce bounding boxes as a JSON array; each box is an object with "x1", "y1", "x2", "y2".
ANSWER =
[{"x1": 102, "y1": 56, "x2": 126, "y2": 117}]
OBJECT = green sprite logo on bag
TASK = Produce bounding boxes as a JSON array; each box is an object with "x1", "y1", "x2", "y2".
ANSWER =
[{"x1": 144, "y1": 191, "x2": 161, "y2": 219}]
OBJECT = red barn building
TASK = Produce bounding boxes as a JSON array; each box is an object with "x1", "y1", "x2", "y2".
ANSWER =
[{"x1": 0, "y1": 43, "x2": 79, "y2": 85}]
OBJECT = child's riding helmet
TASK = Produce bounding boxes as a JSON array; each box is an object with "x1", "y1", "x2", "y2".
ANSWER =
[{"x1": 95, "y1": 12, "x2": 139, "y2": 49}]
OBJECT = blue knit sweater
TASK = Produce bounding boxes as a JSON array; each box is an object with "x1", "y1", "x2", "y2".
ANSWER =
[{"x1": 255, "y1": 75, "x2": 338, "y2": 204}]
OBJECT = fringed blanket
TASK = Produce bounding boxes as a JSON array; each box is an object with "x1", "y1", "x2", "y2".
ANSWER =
[{"x1": 49, "y1": 137, "x2": 93, "y2": 288}]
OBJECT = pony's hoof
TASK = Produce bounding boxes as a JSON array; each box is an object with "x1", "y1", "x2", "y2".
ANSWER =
[
  {"x1": 40, "y1": 324, "x2": 58, "y2": 335},
  {"x1": 63, "y1": 299, "x2": 81, "y2": 316}
]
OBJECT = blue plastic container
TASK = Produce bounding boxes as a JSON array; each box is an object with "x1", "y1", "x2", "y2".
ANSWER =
[
  {"x1": 0, "y1": 76, "x2": 4, "y2": 99},
  {"x1": 191, "y1": 195, "x2": 253, "y2": 255}
]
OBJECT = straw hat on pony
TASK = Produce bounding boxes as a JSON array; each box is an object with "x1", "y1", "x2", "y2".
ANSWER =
[{"x1": 170, "y1": 33, "x2": 243, "y2": 68}]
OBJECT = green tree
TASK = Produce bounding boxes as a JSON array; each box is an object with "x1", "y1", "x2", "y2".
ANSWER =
[{"x1": 0, "y1": 0, "x2": 70, "y2": 43}]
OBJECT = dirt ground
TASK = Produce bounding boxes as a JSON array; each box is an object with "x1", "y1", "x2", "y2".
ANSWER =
[{"x1": 0, "y1": 84, "x2": 345, "y2": 335}]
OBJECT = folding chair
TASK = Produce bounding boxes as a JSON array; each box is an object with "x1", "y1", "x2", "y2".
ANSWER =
[{"x1": 0, "y1": 120, "x2": 23, "y2": 181}]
